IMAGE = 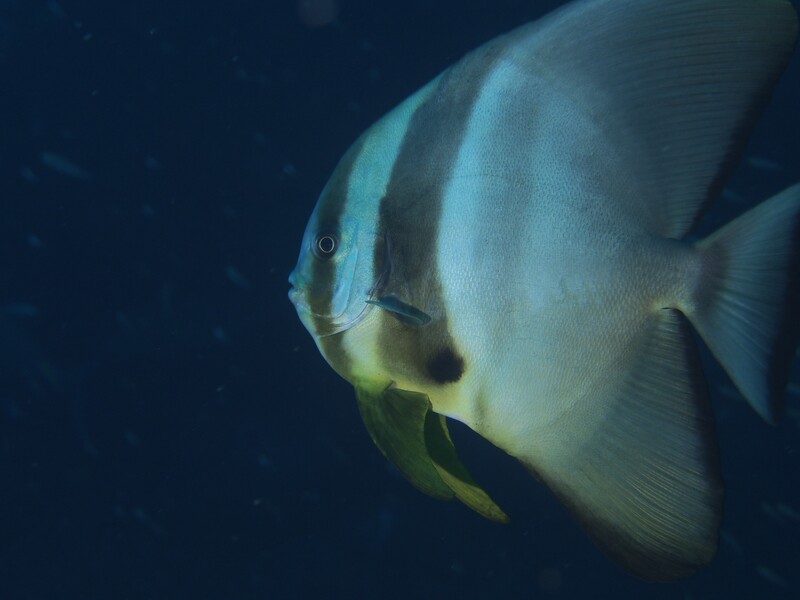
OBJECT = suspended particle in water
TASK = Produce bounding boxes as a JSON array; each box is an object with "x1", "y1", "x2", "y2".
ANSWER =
[{"x1": 297, "y1": 0, "x2": 339, "y2": 28}]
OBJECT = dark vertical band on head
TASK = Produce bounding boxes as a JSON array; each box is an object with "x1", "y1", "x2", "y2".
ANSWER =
[
  {"x1": 310, "y1": 137, "x2": 368, "y2": 375},
  {"x1": 308, "y1": 137, "x2": 367, "y2": 327}
]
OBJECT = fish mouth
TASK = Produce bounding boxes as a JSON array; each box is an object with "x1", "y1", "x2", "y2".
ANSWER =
[
  {"x1": 287, "y1": 284, "x2": 303, "y2": 305},
  {"x1": 287, "y1": 270, "x2": 307, "y2": 309},
  {"x1": 287, "y1": 286, "x2": 304, "y2": 314}
]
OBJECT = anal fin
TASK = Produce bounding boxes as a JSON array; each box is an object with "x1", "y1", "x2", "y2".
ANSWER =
[{"x1": 526, "y1": 310, "x2": 723, "y2": 581}]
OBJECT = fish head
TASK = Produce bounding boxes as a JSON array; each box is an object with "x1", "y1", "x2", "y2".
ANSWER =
[
  {"x1": 288, "y1": 185, "x2": 386, "y2": 347},
  {"x1": 288, "y1": 70, "x2": 449, "y2": 387}
]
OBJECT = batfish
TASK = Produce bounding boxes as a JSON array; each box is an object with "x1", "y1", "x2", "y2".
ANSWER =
[{"x1": 289, "y1": 0, "x2": 800, "y2": 580}]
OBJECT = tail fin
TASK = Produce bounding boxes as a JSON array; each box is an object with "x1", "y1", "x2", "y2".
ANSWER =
[{"x1": 691, "y1": 184, "x2": 800, "y2": 423}]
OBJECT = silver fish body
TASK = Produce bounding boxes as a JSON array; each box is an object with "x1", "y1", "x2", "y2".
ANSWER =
[{"x1": 289, "y1": 0, "x2": 800, "y2": 581}]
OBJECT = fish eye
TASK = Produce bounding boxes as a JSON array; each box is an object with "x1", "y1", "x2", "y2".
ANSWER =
[{"x1": 313, "y1": 232, "x2": 338, "y2": 259}]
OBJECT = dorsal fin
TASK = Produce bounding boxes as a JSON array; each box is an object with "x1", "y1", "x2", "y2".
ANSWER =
[{"x1": 491, "y1": 0, "x2": 798, "y2": 237}]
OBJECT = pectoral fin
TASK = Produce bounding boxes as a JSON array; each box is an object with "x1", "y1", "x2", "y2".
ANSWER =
[
  {"x1": 355, "y1": 383, "x2": 507, "y2": 522},
  {"x1": 365, "y1": 296, "x2": 432, "y2": 326}
]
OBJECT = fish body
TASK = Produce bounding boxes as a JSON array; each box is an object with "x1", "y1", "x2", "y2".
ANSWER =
[{"x1": 289, "y1": 0, "x2": 800, "y2": 580}]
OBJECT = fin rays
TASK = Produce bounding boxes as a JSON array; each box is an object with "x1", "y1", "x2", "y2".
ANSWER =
[
  {"x1": 692, "y1": 184, "x2": 800, "y2": 422},
  {"x1": 526, "y1": 310, "x2": 722, "y2": 581},
  {"x1": 355, "y1": 384, "x2": 508, "y2": 522},
  {"x1": 505, "y1": 0, "x2": 798, "y2": 237}
]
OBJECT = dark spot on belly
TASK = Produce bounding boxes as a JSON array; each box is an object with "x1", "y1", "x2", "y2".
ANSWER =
[{"x1": 427, "y1": 346, "x2": 464, "y2": 383}]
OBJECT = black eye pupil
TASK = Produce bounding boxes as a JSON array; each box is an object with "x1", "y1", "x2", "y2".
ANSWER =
[{"x1": 316, "y1": 234, "x2": 337, "y2": 257}]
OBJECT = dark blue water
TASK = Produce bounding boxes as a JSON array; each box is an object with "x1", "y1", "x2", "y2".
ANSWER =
[{"x1": 2, "y1": 1, "x2": 799, "y2": 598}]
